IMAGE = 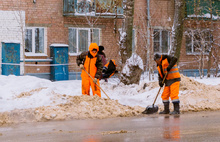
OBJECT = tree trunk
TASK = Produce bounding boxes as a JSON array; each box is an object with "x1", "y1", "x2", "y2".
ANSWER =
[
  {"x1": 119, "y1": 0, "x2": 143, "y2": 85},
  {"x1": 170, "y1": 0, "x2": 185, "y2": 62},
  {"x1": 199, "y1": 42, "x2": 205, "y2": 79},
  {"x1": 119, "y1": 0, "x2": 134, "y2": 64},
  {"x1": 207, "y1": 47, "x2": 213, "y2": 77},
  {"x1": 207, "y1": 2, "x2": 214, "y2": 78},
  {"x1": 120, "y1": 53, "x2": 144, "y2": 85},
  {"x1": 214, "y1": 47, "x2": 219, "y2": 77},
  {"x1": 120, "y1": 64, "x2": 143, "y2": 85}
]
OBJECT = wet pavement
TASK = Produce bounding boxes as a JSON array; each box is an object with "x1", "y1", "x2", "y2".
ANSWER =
[{"x1": 0, "y1": 111, "x2": 220, "y2": 142}]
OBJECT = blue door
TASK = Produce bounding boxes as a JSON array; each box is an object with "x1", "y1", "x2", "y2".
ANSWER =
[{"x1": 2, "y1": 42, "x2": 20, "y2": 76}]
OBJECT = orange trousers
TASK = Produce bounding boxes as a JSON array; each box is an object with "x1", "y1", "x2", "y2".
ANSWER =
[
  {"x1": 81, "y1": 75, "x2": 101, "y2": 97},
  {"x1": 161, "y1": 81, "x2": 180, "y2": 102}
]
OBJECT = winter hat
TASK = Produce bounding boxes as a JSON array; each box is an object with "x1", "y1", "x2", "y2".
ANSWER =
[
  {"x1": 154, "y1": 53, "x2": 161, "y2": 61},
  {"x1": 99, "y1": 46, "x2": 104, "y2": 52},
  {"x1": 89, "y1": 43, "x2": 99, "y2": 57},
  {"x1": 89, "y1": 43, "x2": 99, "y2": 52}
]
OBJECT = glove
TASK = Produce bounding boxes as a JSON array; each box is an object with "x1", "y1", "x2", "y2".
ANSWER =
[
  {"x1": 102, "y1": 67, "x2": 107, "y2": 73},
  {"x1": 167, "y1": 66, "x2": 171, "y2": 72},
  {"x1": 159, "y1": 81, "x2": 164, "y2": 87},
  {"x1": 79, "y1": 64, "x2": 84, "y2": 69},
  {"x1": 93, "y1": 78, "x2": 97, "y2": 84}
]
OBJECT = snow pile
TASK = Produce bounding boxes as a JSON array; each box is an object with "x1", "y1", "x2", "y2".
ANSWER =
[
  {"x1": 179, "y1": 75, "x2": 220, "y2": 112},
  {"x1": 188, "y1": 14, "x2": 219, "y2": 20},
  {"x1": 0, "y1": 95, "x2": 143, "y2": 125},
  {"x1": 122, "y1": 53, "x2": 144, "y2": 75},
  {"x1": 0, "y1": 75, "x2": 79, "y2": 112},
  {"x1": 0, "y1": 74, "x2": 219, "y2": 125}
]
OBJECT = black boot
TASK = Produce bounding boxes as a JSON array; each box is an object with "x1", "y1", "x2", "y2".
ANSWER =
[
  {"x1": 159, "y1": 102, "x2": 170, "y2": 114},
  {"x1": 170, "y1": 102, "x2": 180, "y2": 115}
]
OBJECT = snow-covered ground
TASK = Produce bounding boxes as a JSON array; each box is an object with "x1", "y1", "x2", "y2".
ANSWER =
[
  {"x1": 0, "y1": 74, "x2": 219, "y2": 112},
  {"x1": 0, "y1": 74, "x2": 219, "y2": 124},
  {"x1": 193, "y1": 77, "x2": 220, "y2": 85}
]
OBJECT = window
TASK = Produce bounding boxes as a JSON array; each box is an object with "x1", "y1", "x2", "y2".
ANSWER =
[
  {"x1": 153, "y1": 29, "x2": 170, "y2": 53},
  {"x1": 68, "y1": 28, "x2": 100, "y2": 54},
  {"x1": 185, "y1": 30, "x2": 212, "y2": 54},
  {"x1": 25, "y1": 27, "x2": 46, "y2": 55},
  {"x1": 76, "y1": 0, "x2": 95, "y2": 14},
  {"x1": 63, "y1": 0, "x2": 123, "y2": 16}
]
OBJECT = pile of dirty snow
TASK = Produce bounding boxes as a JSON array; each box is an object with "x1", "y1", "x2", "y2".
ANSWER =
[
  {"x1": 179, "y1": 75, "x2": 220, "y2": 112},
  {"x1": 0, "y1": 95, "x2": 143, "y2": 125},
  {"x1": 0, "y1": 74, "x2": 219, "y2": 125}
]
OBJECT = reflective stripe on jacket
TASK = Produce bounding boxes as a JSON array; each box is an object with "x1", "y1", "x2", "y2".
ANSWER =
[{"x1": 157, "y1": 58, "x2": 180, "y2": 80}]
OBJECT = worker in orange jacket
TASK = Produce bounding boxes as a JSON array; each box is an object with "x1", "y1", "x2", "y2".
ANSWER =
[
  {"x1": 154, "y1": 54, "x2": 181, "y2": 115},
  {"x1": 102, "y1": 59, "x2": 118, "y2": 79},
  {"x1": 76, "y1": 43, "x2": 103, "y2": 97}
]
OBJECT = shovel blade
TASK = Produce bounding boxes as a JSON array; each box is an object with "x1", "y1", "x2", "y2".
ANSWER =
[{"x1": 142, "y1": 105, "x2": 158, "y2": 114}]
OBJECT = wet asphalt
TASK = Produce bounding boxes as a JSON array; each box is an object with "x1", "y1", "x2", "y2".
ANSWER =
[{"x1": 0, "y1": 111, "x2": 220, "y2": 142}]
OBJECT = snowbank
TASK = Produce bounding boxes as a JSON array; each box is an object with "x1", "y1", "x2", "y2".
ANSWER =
[
  {"x1": 0, "y1": 95, "x2": 143, "y2": 125},
  {"x1": 179, "y1": 75, "x2": 220, "y2": 112},
  {"x1": 0, "y1": 74, "x2": 219, "y2": 125}
]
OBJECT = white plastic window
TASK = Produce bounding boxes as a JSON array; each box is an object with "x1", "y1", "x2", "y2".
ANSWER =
[
  {"x1": 185, "y1": 30, "x2": 212, "y2": 54},
  {"x1": 68, "y1": 28, "x2": 100, "y2": 55},
  {"x1": 153, "y1": 29, "x2": 170, "y2": 54},
  {"x1": 25, "y1": 27, "x2": 47, "y2": 56}
]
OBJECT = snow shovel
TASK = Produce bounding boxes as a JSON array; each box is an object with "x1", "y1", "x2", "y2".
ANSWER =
[
  {"x1": 82, "y1": 68, "x2": 110, "y2": 99},
  {"x1": 142, "y1": 73, "x2": 168, "y2": 114}
]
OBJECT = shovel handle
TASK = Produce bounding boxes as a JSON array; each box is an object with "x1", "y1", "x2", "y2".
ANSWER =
[
  {"x1": 152, "y1": 73, "x2": 168, "y2": 105},
  {"x1": 82, "y1": 68, "x2": 110, "y2": 99}
]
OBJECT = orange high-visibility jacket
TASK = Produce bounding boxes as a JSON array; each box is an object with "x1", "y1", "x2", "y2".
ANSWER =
[
  {"x1": 157, "y1": 55, "x2": 181, "y2": 86},
  {"x1": 103, "y1": 59, "x2": 117, "y2": 78},
  {"x1": 76, "y1": 43, "x2": 103, "y2": 79},
  {"x1": 76, "y1": 43, "x2": 103, "y2": 97}
]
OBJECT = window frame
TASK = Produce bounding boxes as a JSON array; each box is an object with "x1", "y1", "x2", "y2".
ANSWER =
[
  {"x1": 25, "y1": 27, "x2": 47, "y2": 57},
  {"x1": 68, "y1": 27, "x2": 100, "y2": 56},
  {"x1": 63, "y1": 0, "x2": 123, "y2": 17},
  {"x1": 153, "y1": 29, "x2": 170, "y2": 54}
]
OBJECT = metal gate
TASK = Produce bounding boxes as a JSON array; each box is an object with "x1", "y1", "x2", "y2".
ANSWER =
[
  {"x1": 1, "y1": 42, "x2": 20, "y2": 76},
  {"x1": 50, "y1": 44, "x2": 69, "y2": 81}
]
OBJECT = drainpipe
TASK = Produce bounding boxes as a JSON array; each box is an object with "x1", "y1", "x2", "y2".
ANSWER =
[{"x1": 147, "y1": 0, "x2": 151, "y2": 80}]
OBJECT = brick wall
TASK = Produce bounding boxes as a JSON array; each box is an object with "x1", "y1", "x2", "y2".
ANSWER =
[
  {"x1": 179, "y1": 20, "x2": 220, "y2": 70},
  {"x1": 133, "y1": 0, "x2": 175, "y2": 69},
  {"x1": 0, "y1": 0, "x2": 219, "y2": 76},
  {"x1": 1, "y1": 0, "x2": 123, "y2": 74}
]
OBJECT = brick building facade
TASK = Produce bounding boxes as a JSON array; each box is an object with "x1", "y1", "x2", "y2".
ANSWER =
[{"x1": 0, "y1": 0, "x2": 219, "y2": 78}]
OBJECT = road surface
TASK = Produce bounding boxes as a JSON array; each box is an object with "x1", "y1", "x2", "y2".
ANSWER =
[{"x1": 0, "y1": 111, "x2": 220, "y2": 142}]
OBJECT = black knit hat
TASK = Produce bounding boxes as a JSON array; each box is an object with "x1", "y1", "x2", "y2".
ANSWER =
[
  {"x1": 154, "y1": 53, "x2": 161, "y2": 61},
  {"x1": 99, "y1": 46, "x2": 104, "y2": 52}
]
